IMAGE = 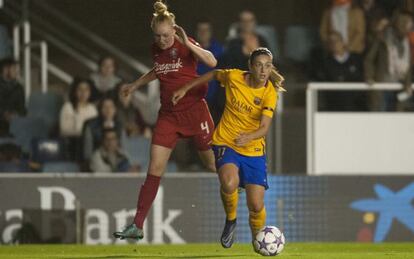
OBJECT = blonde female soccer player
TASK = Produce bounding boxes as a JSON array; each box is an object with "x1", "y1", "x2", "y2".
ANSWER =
[
  {"x1": 172, "y1": 47, "x2": 284, "y2": 248},
  {"x1": 113, "y1": 0, "x2": 217, "y2": 240}
]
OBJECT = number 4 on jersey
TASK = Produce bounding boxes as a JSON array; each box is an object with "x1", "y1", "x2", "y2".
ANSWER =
[{"x1": 200, "y1": 121, "x2": 210, "y2": 134}]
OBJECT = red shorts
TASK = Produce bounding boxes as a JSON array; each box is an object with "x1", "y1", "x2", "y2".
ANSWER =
[{"x1": 152, "y1": 100, "x2": 214, "y2": 151}]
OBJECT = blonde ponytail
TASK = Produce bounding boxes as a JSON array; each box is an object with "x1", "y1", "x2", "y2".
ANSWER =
[
  {"x1": 153, "y1": 1, "x2": 168, "y2": 16},
  {"x1": 270, "y1": 68, "x2": 286, "y2": 92},
  {"x1": 151, "y1": 1, "x2": 176, "y2": 28}
]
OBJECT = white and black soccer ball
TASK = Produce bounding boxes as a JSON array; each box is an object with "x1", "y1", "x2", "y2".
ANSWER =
[{"x1": 253, "y1": 226, "x2": 285, "y2": 256}]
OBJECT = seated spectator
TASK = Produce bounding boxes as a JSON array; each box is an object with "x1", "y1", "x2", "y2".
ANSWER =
[
  {"x1": 60, "y1": 78, "x2": 98, "y2": 160},
  {"x1": 318, "y1": 31, "x2": 367, "y2": 111},
  {"x1": 60, "y1": 79, "x2": 98, "y2": 137},
  {"x1": 320, "y1": 31, "x2": 364, "y2": 82},
  {"x1": 115, "y1": 83, "x2": 151, "y2": 138},
  {"x1": 90, "y1": 56, "x2": 122, "y2": 95},
  {"x1": 195, "y1": 19, "x2": 225, "y2": 124},
  {"x1": 0, "y1": 58, "x2": 26, "y2": 136},
  {"x1": 365, "y1": 10, "x2": 413, "y2": 111},
  {"x1": 320, "y1": 0, "x2": 366, "y2": 54},
  {"x1": 90, "y1": 128, "x2": 137, "y2": 173},
  {"x1": 82, "y1": 97, "x2": 124, "y2": 161},
  {"x1": 220, "y1": 11, "x2": 268, "y2": 70}
]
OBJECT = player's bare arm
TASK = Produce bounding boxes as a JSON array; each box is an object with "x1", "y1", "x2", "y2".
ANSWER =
[
  {"x1": 174, "y1": 24, "x2": 217, "y2": 68},
  {"x1": 234, "y1": 115, "x2": 272, "y2": 147},
  {"x1": 122, "y1": 68, "x2": 157, "y2": 96},
  {"x1": 171, "y1": 70, "x2": 217, "y2": 105}
]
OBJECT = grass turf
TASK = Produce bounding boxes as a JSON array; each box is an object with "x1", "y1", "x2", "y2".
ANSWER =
[{"x1": 0, "y1": 243, "x2": 413, "y2": 259}]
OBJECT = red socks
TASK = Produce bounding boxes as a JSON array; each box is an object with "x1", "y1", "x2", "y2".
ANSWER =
[{"x1": 134, "y1": 174, "x2": 161, "y2": 228}]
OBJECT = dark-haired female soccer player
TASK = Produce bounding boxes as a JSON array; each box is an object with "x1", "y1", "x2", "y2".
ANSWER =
[
  {"x1": 172, "y1": 47, "x2": 284, "y2": 248},
  {"x1": 113, "y1": 0, "x2": 217, "y2": 240}
]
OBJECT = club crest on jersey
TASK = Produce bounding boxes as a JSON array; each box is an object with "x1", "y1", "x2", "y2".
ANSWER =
[
  {"x1": 170, "y1": 48, "x2": 178, "y2": 59},
  {"x1": 254, "y1": 97, "x2": 262, "y2": 105}
]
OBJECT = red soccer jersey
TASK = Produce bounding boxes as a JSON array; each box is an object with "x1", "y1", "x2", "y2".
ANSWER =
[{"x1": 152, "y1": 38, "x2": 208, "y2": 112}]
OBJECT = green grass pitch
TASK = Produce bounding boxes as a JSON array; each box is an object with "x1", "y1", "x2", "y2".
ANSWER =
[{"x1": 0, "y1": 243, "x2": 413, "y2": 259}]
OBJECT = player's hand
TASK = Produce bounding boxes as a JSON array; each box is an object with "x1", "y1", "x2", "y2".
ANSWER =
[
  {"x1": 121, "y1": 83, "x2": 136, "y2": 97},
  {"x1": 174, "y1": 25, "x2": 190, "y2": 46},
  {"x1": 235, "y1": 133, "x2": 253, "y2": 147},
  {"x1": 171, "y1": 88, "x2": 187, "y2": 105}
]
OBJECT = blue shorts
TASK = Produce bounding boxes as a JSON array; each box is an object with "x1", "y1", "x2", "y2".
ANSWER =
[{"x1": 212, "y1": 145, "x2": 268, "y2": 190}]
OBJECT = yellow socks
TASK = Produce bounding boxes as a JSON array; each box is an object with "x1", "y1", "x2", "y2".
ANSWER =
[
  {"x1": 220, "y1": 189, "x2": 239, "y2": 221},
  {"x1": 221, "y1": 188, "x2": 266, "y2": 237},
  {"x1": 249, "y1": 207, "x2": 266, "y2": 236}
]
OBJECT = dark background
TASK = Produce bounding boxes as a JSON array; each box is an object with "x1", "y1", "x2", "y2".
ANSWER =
[{"x1": 46, "y1": 0, "x2": 330, "y2": 65}]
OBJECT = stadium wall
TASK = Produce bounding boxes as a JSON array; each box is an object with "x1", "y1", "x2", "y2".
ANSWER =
[{"x1": 0, "y1": 174, "x2": 413, "y2": 244}]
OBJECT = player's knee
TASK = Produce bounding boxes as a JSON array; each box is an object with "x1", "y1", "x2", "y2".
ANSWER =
[
  {"x1": 248, "y1": 202, "x2": 264, "y2": 213},
  {"x1": 200, "y1": 156, "x2": 215, "y2": 172},
  {"x1": 221, "y1": 181, "x2": 238, "y2": 194},
  {"x1": 148, "y1": 163, "x2": 166, "y2": 177},
  {"x1": 205, "y1": 162, "x2": 216, "y2": 173}
]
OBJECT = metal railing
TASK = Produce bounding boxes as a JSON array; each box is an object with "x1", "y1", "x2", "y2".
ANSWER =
[
  {"x1": 6, "y1": 0, "x2": 159, "y2": 116},
  {"x1": 10, "y1": 18, "x2": 73, "y2": 92},
  {"x1": 13, "y1": 21, "x2": 51, "y2": 101},
  {"x1": 28, "y1": 0, "x2": 160, "y2": 104},
  {"x1": 25, "y1": 41, "x2": 48, "y2": 93}
]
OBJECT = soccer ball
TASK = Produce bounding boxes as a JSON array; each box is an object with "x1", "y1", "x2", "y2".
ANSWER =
[{"x1": 253, "y1": 226, "x2": 285, "y2": 256}]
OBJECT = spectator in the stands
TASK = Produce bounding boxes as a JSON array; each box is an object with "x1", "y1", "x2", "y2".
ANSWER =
[
  {"x1": 60, "y1": 78, "x2": 98, "y2": 160},
  {"x1": 60, "y1": 79, "x2": 98, "y2": 137},
  {"x1": 365, "y1": 10, "x2": 413, "y2": 111},
  {"x1": 320, "y1": 31, "x2": 364, "y2": 82},
  {"x1": 320, "y1": 0, "x2": 366, "y2": 54},
  {"x1": 90, "y1": 128, "x2": 137, "y2": 173},
  {"x1": 195, "y1": 19, "x2": 225, "y2": 125},
  {"x1": 220, "y1": 10, "x2": 268, "y2": 70},
  {"x1": 360, "y1": 0, "x2": 382, "y2": 25},
  {"x1": 82, "y1": 97, "x2": 124, "y2": 161},
  {"x1": 0, "y1": 58, "x2": 26, "y2": 136},
  {"x1": 90, "y1": 56, "x2": 122, "y2": 95},
  {"x1": 359, "y1": 0, "x2": 389, "y2": 47},
  {"x1": 366, "y1": 11, "x2": 390, "y2": 48},
  {"x1": 318, "y1": 31, "x2": 367, "y2": 111},
  {"x1": 196, "y1": 20, "x2": 224, "y2": 62},
  {"x1": 115, "y1": 83, "x2": 151, "y2": 138}
]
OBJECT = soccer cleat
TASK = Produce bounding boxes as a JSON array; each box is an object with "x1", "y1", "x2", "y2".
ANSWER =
[
  {"x1": 220, "y1": 218, "x2": 237, "y2": 248},
  {"x1": 113, "y1": 223, "x2": 144, "y2": 240}
]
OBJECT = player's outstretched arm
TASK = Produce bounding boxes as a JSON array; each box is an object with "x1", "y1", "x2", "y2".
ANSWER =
[
  {"x1": 174, "y1": 25, "x2": 217, "y2": 68},
  {"x1": 235, "y1": 115, "x2": 272, "y2": 147},
  {"x1": 122, "y1": 68, "x2": 157, "y2": 96},
  {"x1": 171, "y1": 70, "x2": 217, "y2": 105}
]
